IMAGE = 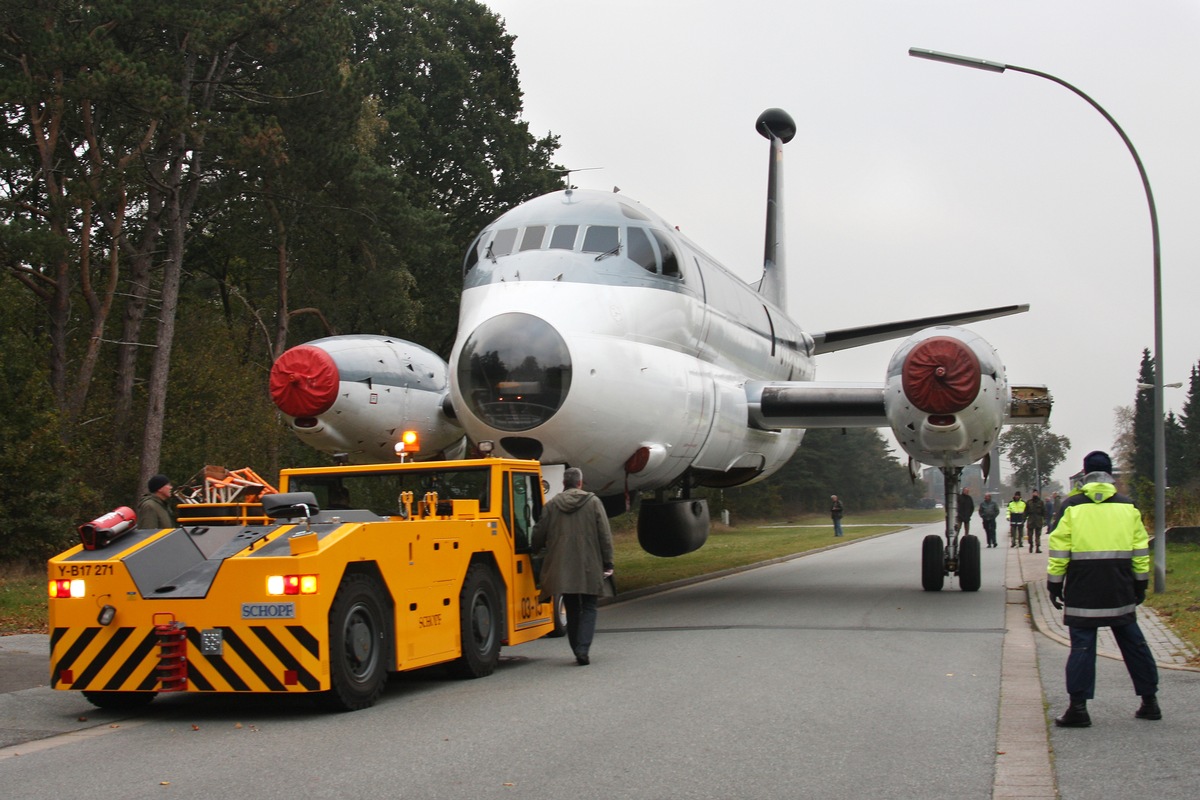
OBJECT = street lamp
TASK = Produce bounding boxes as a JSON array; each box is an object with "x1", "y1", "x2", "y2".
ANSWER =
[{"x1": 910, "y1": 47, "x2": 1168, "y2": 592}]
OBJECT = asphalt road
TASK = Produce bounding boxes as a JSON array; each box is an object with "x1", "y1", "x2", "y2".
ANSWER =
[
  {"x1": 1041, "y1": 632, "x2": 1200, "y2": 799},
  {"x1": 3, "y1": 524, "x2": 1195, "y2": 798}
]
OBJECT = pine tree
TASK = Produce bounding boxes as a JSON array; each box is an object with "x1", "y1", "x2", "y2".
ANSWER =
[
  {"x1": 1174, "y1": 361, "x2": 1200, "y2": 488},
  {"x1": 1131, "y1": 349, "x2": 1157, "y2": 507}
]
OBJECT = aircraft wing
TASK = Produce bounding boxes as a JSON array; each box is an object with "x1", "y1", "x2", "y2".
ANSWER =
[{"x1": 810, "y1": 304, "x2": 1028, "y2": 355}]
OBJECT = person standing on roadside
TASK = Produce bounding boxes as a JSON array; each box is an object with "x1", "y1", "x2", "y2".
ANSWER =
[
  {"x1": 1045, "y1": 491, "x2": 1061, "y2": 529},
  {"x1": 978, "y1": 492, "x2": 1000, "y2": 548},
  {"x1": 532, "y1": 467, "x2": 614, "y2": 666},
  {"x1": 1007, "y1": 492, "x2": 1027, "y2": 548},
  {"x1": 1047, "y1": 450, "x2": 1159, "y2": 727},
  {"x1": 830, "y1": 495, "x2": 844, "y2": 537},
  {"x1": 1026, "y1": 489, "x2": 1046, "y2": 553},
  {"x1": 956, "y1": 487, "x2": 974, "y2": 535}
]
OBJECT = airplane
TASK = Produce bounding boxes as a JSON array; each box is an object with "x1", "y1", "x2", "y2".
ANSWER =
[{"x1": 268, "y1": 108, "x2": 1051, "y2": 592}]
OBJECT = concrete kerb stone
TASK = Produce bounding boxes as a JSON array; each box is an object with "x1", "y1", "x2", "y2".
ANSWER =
[{"x1": 995, "y1": 537, "x2": 1057, "y2": 799}]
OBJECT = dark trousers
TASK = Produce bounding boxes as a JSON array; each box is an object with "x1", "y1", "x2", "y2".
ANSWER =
[
  {"x1": 1066, "y1": 622, "x2": 1159, "y2": 700},
  {"x1": 982, "y1": 519, "x2": 997, "y2": 547},
  {"x1": 1028, "y1": 522, "x2": 1043, "y2": 551},
  {"x1": 957, "y1": 516, "x2": 971, "y2": 535},
  {"x1": 564, "y1": 593, "x2": 599, "y2": 657}
]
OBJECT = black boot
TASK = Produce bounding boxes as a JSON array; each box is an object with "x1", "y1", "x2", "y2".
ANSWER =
[
  {"x1": 1055, "y1": 698, "x2": 1091, "y2": 728},
  {"x1": 1135, "y1": 694, "x2": 1162, "y2": 720}
]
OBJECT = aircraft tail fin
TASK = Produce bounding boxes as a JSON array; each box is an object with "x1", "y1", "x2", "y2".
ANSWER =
[{"x1": 756, "y1": 109, "x2": 796, "y2": 312}]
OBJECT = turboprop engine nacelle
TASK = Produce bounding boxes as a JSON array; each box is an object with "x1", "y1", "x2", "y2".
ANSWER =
[
  {"x1": 883, "y1": 326, "x2": 1008, "y2": 468},
  {"x1": 270, "y1": 335, "x2": 464, "y2": 463}
]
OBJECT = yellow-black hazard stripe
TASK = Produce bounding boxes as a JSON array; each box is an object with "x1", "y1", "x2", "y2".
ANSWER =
[
  {"x1": 51, "y1": 625, "x2": 322, "y2": 693},
  {"x1": 185, "y1": 626, "x2": 322, "y2": 692},
  {"x1": 51, "y1": 626, "x2": 160, "y2": 691}
]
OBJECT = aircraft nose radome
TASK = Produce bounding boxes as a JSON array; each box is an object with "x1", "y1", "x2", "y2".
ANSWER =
[
  {"x1": 270, "y1": 345, "x2": 340, "y2": 417},
  {"x1": 455, "y1": 312, "x2": 572, "y2": 433},
  {"x1": 900, "y1": 335, "x2": 981, "y2": 414}
]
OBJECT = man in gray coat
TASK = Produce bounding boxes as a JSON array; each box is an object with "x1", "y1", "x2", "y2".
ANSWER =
[{"x1": 532, "y1": 467, "x2": 614, "y2": 665}]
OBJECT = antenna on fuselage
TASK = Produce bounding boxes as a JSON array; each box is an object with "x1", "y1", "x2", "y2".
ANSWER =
[
  {"x1": 551, "y1": 166, "x2": 603, "y2": 193},
  {"x1": 755, "y1": 108, "x2": 796, "y2": 313}
]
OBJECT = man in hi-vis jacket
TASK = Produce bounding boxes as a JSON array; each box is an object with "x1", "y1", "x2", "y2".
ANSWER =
[{"x1": 1047, "y1": 450, "x2": 1159, "y2": 727}]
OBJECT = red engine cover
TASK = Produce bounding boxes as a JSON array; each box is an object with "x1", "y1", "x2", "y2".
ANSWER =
[
  {"x1": 270, "y1": 345, "x2": 340, "y2": 417},
  {"x1": 901, "y1": 336, "x2": 981, "y2": 414}
]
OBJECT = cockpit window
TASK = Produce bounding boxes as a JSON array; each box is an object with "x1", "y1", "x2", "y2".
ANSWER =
[
  {"x1": 581, "y1": 225, "x2": 619, "y2": 254},
  {"x1": 653, "y1": 230, "x2": 681, "y2": 278},
  {"x1": 627, "y1": 227, "x2": 656, "y2": 273},
  {"x1": 491, "y1": 228, "x2": 518, "y2": 257},
  {"x1": 463, "y1": 232, "x2": 483, "y2": 274},
  {"x1": 619, "y1": 203, "x2": 651, "y2": 221},
  {"x1": 520, "y1": 226, "x2": 546, "y2": 251},
  {"x1": 549, "y1": 225, "x2": 577, "y2": 250}
]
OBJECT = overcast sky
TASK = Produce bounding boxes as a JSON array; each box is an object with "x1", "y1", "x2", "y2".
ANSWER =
[{"x1": 481, "y1": 0, "x2": 1200, "y2": 490}]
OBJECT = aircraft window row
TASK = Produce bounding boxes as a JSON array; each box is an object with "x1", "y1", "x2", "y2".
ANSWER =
[{"x1": 467, "y1": 223, "x2": 682, "y2": 278}]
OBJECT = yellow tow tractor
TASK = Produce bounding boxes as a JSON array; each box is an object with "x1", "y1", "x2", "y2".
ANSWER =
[{"x1": 49, "y1": 455, "x2": 560, "y2": 711}]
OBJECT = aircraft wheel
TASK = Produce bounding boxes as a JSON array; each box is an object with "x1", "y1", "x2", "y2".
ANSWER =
[
  {"x1": 958, "y1": 535, "x2": 982, "y2": 592},
  {"x1": 921, "y1": 534, "x2": 945, "y2": 592},
  {"x1": 82, "y1": 690, "x2": 157, "y2": 710},
  {"x1": 321, "y1": 572, "x2": 389, "y2": 711},
  {"x1": 447, "y1": 563, "x2": 502, "y2": 678},
  {"x1": 546, "y1": 594, "x2": 568, "y2": 638}
]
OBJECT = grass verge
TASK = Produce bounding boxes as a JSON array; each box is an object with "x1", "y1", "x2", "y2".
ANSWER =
[
  {"x1": 0, "y1": 562, "x2": 47, "y2": 635},
  {"x1": 612, "y1": 510, "x2": 935, "y2": 593},
  {"x1": 1143, "y1": 542, "x2": 1200, "y2": 662}
]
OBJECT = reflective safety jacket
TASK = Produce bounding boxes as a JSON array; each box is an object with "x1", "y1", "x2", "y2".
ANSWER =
[
  {"x1": 1006, "y1": 499, "x2": 1026, "y2": 523},
  {"x1": 1047, "y1": 479, "x2": 1149, "y2": 628}
]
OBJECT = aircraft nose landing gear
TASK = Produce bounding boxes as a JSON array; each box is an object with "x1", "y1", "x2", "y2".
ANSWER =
[{"x1": 922, "y1": 466, "x2": 981, "y2": 592}]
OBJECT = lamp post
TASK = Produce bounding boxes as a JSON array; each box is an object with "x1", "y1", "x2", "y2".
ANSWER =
[
  {"x1": 910, "y1": 48, "x2": 1167, "y2": 592},
  {"x1": 1022, "y1": 426, "x2": 1041, "y2": 494}
]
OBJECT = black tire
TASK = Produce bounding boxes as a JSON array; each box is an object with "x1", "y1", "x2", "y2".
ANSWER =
[
  {"x1": 546, "y1": 594, "x2": 568, "y2": 638},
  {"x1": 82, "y1": 690, "x2": 157, "y2": 710},
  {"x1": 319, "y1": 572, "x2": 389, "y2": 711},
  {"x1": 922, "y1": 534, "x2": 945, "y2": 592},
  {"x1": 447, "y1": 563, "x2": 503, "y2": 678},
  {"x1": 958, "y1": 534, "x2": 982, "y2": 592}
]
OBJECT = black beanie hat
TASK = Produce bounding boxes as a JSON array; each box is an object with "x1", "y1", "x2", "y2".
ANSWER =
[
  {"x1": 1082, "y1": 451, "x2": 1113, "y2": 475},
  {"x1": 148, "y1": 474, "x2": 170, "y2": 493}
]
